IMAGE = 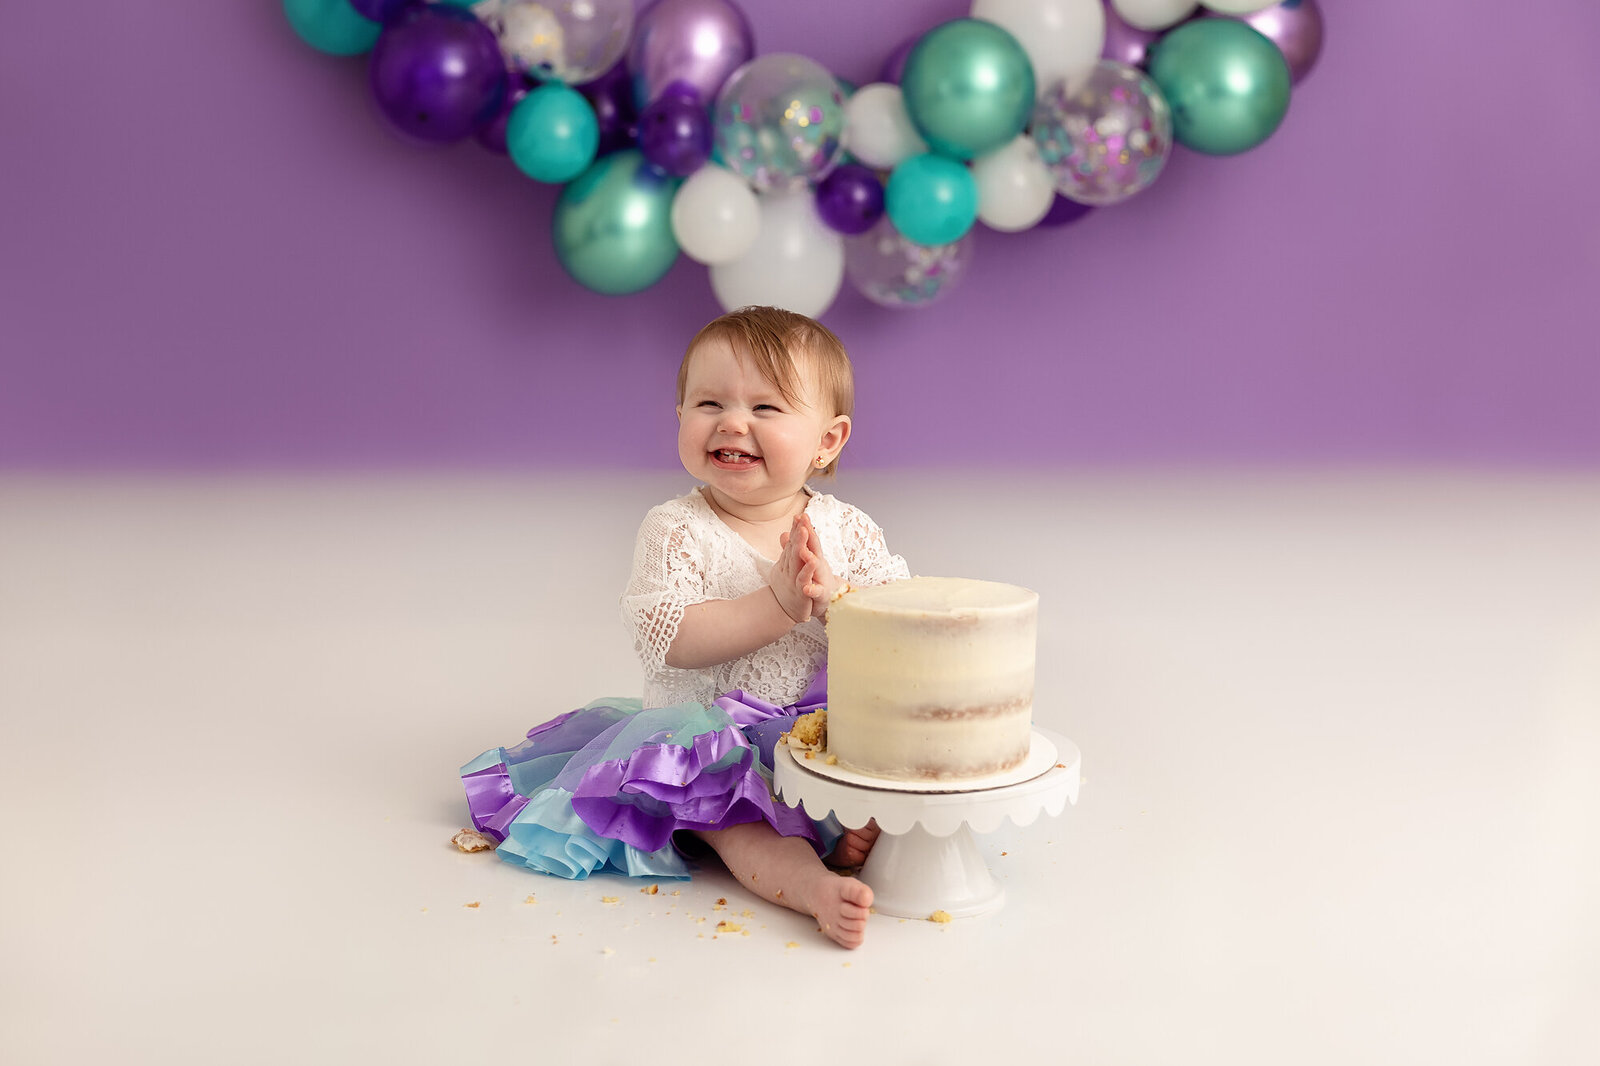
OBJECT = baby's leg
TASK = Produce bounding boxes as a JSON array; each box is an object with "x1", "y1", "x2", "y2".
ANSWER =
[{"x1": 693, "y1": 823, "x2": 873, "y2": 949}]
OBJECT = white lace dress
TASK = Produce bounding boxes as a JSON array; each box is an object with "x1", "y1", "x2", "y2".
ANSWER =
[{"x1": 621, "y1": 486, "x2": 910, "y2": 709}]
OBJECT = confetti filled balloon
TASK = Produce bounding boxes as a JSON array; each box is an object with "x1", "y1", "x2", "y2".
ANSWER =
[
  {"x1": 900, "y1": 19, "x2": 1036, "y2": 160},
  {"x1": 507, "y1": 82, "x2": 599, "y2": 182},
  {"x1": 284, "y1": 0, "x2": 380, "y2": 56},
  {"x1": 1148, "y1": 18, "x2": 1290, "y2": 155},
  {"x1": 369, "y1": 5, "x2": 507, "y2": 142},
  {"x1": 844, "y1": 216, "x2": 974, "y2": 309},
  {"x1": 475, "y1": 0, "x2": 634, "y2": 85},
  {"x1": 709, "y1": 192, "x2": 844, "y2": 317},
  {"x1": 670, "y1": 163, "x2": 760, "y2": 264},
  {"x1": 972, "y1": 0, "x2": 1106, "y2": 93},
  {"x1": 629, "y1": 0, "x2": 754, "y2": 109},
  {"x1": 1221, "y1": 0, "x2": 1324, "y2": 84},
  {"x1": 713, "y1": 53, "x2": 846, "y2": 192},
  {"x1": 884, "y1": 152, "x2": 979, "y2": 246},
  {"x1": 1033, "y1": 60, "x2": 1173, "y2": 205},
  {"x1": 553, "y1": 149, "x2": 681, "y2": 294}
]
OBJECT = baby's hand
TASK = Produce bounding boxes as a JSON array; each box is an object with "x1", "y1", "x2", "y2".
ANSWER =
[
  {"x1": 795, "y1": 513, "x2": 844, "y2": 618},
  {"x1": 770, "y1": 522, "x2": 816, "y2": 624}
]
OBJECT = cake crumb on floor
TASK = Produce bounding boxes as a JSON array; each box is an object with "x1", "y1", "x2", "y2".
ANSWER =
[
  {"x1": 451, "y1": 829, "x2": 495, "y2": 852},
  {"x1": 928, "y1": 910, "x2": 953, "y2": 923}
]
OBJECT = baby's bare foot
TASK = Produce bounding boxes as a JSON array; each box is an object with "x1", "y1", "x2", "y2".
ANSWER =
[
  {"x1": 829, "y1": 821, "x2": 880, "y2": 868},
  {"x1": 811, "y1": 875, "x2": 873, "y2": 949}
]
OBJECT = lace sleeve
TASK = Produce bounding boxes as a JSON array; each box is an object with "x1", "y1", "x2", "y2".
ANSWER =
[
  {"x1": 839, "y1": 503, "x2": 910, "y2": 588},
  {"x1": 620, "y1": 504, "x2": 707, "y2": 676}
]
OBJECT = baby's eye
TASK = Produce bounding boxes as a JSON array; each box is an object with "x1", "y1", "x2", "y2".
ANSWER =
[
  {"x1": 754, "y1": 403, "x2": 780, "y2": 412},
  {"x1": 697, "y1": 400, "x2": 721, "y2": 408}
]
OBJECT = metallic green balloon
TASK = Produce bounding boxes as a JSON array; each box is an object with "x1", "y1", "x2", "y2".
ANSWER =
[
  {"x1": 900, "y1": 19, "x2": 1036, "y2": 161},
  {"x1": 1148, "y1": 19, "x2": 1292, "y2": 157},
  {"x1": 552, "y1": 150, "x2": 681, "y2": 295}
]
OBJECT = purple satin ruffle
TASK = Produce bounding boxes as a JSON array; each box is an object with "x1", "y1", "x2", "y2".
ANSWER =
[
  {"x1": 462, "y1": 761, "x2": 526, "y2": 842},
  {"x1": 571, "y1": 671, "x2": 829, "y2": 854}
]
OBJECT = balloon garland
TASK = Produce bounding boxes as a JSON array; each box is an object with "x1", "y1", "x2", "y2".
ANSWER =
[{"x1": 283, "y1": 0, "x2": 1325, "y2": 315}]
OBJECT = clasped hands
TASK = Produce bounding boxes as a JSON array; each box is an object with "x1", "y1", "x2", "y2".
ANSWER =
[{"x1": 770, "y1": 512, "x2": 843, "y2": 625}]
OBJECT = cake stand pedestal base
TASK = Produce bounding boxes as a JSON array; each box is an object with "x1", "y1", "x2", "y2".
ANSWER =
[{"x1": 773, "y1": 729, "x2": 1080, "y2": 920}]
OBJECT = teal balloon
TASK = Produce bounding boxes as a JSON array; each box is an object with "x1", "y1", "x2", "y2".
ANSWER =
[
  {"x1": 900, "y1": 19, "x2": 1036, "y2": 161},
  {"x1": 282, "y1": 0, "x2": 379, "y2": 56},
  {"x1": 553, "y1": 150, "x2": 682, "y2": 295},
  {"x1": 508, "y1": 85, "x2": 600, "y2": 184},
  {"x1": 885, "y1": 153, "x2": 979, "y2": 246},
  {"x1": 1147, "y1": 20, "x2": 1292, "y2": 157}
]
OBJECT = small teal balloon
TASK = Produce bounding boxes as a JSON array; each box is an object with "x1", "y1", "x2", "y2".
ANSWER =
[
  {"x1": 508, "y1": 84, "x2": 600, "y2": 184},
  {"x1": 1148, "y1": 19, "x2": 1292, "y2": 156},
  {"x1": 553, "y1": 149, "x2": 682, "y2": 295},
  {"x1": 900, "y1": 18, "x2": 1035, "y2": 161},
  {"x1": 885, "y1": 153, "x2": 978, "y2": 246},
  {"x1": 282, "y1": 0, "x2": 380, "y2": 56}
]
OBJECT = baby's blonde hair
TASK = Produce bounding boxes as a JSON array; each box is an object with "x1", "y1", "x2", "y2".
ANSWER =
[{"x1": 678, "y1": 306, "x2": 855, "y2": 478}]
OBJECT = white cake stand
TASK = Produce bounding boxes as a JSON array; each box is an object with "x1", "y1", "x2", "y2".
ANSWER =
[{"x1": 773, "y1": 728, "x2": 1081, "y2": 919}]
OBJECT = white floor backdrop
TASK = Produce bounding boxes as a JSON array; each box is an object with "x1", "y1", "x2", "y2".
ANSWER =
[{"x1": 2, "y1": 469, "x2": 1595, "y2": 1065}]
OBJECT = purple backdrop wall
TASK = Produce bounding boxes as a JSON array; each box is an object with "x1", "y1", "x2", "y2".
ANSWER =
[{"x1": 3, "y1": 2, "x2": 1597, "y2": 470}]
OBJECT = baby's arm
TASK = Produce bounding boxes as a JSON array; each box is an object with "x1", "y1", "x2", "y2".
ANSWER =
[{"x1": 664, "y1": 517, "x2": 817, "y2": 670}]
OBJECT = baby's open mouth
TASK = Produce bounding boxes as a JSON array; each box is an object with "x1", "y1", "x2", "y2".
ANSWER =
[{"x1": 712, "y1": 449, "x2": 760, "y2": 465}]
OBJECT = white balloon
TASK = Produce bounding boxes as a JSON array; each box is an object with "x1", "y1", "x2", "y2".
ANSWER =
[
  {"x1": 971, "y1": 0, "x2": 1106, "y2": 92},
  {"x1": 842, "y1": 83, "x2": 928, "y2": 171},
  {"x1": 671, "y1": 165, "x2": 761, "y2": 266},
  {"x1": 971, "y1": 135, "x2": 1055, "y2": 232},
  {"x1": 1201, "y1": 0, "x2": 1279, "y2": 13},
  {"x1": 1110, "y1": 0, "x2": 1198, "y2": 32},
  {"x1": 708, "y1": 192, "x2": 844, "y2": 318}
]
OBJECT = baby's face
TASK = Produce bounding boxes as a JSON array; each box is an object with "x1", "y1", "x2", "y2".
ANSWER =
[{"x1": 677, "y1": 337, "x2": 841, "y2": 511}]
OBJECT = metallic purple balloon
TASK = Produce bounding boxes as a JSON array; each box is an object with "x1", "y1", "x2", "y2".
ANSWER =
[
  {"x1": 1236, "y1": 0, "x2": 1324, "y2": 85},
  {"x1": 370, "y1": 5, "x2": 507, "y2": 143},
  {"x1": 878, "y1": 34, "x2": 919, "y2": 85},
  {"x1": 1100, "y1": 1, "x2": 1162, "y2": 68},
  {"x1": 638, "y1": 91, "x2": 712, "y2": 176},
  {"x1": 475, "y1": 80, "x2": 529, "y2": 155},
  {"x1": 814, "y1": 164, "x2": 885, "y2": 236},
  {"x1": 349, "y1": 0, "x2": 412, "y2": 24},
  {"x1": 1036, "y1": 193, "x2": 1094, "y2": 228},
  {"x1": 628, "y1": 0, "x2": 755, "y2": 109},
  {"x1": 579, "y1": 60, "x2": 640, "y2": 155}
]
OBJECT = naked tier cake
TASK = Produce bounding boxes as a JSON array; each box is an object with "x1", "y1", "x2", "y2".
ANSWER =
[{"x1": 823, "y1": 576, "x2": 1038, "y2": 781}]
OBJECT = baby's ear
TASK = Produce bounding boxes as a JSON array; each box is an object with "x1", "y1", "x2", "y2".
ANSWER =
[{"x1": 821, "y1": 414, "x2": 852, "y2": 453}]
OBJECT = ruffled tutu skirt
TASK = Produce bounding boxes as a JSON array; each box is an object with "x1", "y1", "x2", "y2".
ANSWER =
[{"x1": 460, "y1": 675, "x2": 838, "y2": 880}]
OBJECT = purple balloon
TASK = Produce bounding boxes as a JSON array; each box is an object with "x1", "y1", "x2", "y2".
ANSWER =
[
  {"x1": 878, "y1": 34, "x2": 919, "y2": 85},
  {"x1": 579, "y1": 60, "x2": 639, "y2": 155},
  {"x1": 370, "y1": 5, "x2": 507, "y2": 143},
  {"x1": 1236, "y1": 0, "x2": 1324, "y2": 85},
  {"x1": 349, "y1": 0, "x2": 413, "y2": 23},
  {"x1": 638, "y1": 91, "x2": 712, "y2": 176},
  {"x1": 628, "y1": 0, "x2": 754, "y2": 109},
  {"x1": 1037, "y1": 193, "x2": 1095, "y2": 228},
  {"x1": 475, "y1": 80, "x2": 530, "y2": 155},
  {"x1": 1101, "y1": 1, "x2": 1162, "y2": 68},
  {"x1": 815, "y1": 164, "x2": 885, "y2": 236}
]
